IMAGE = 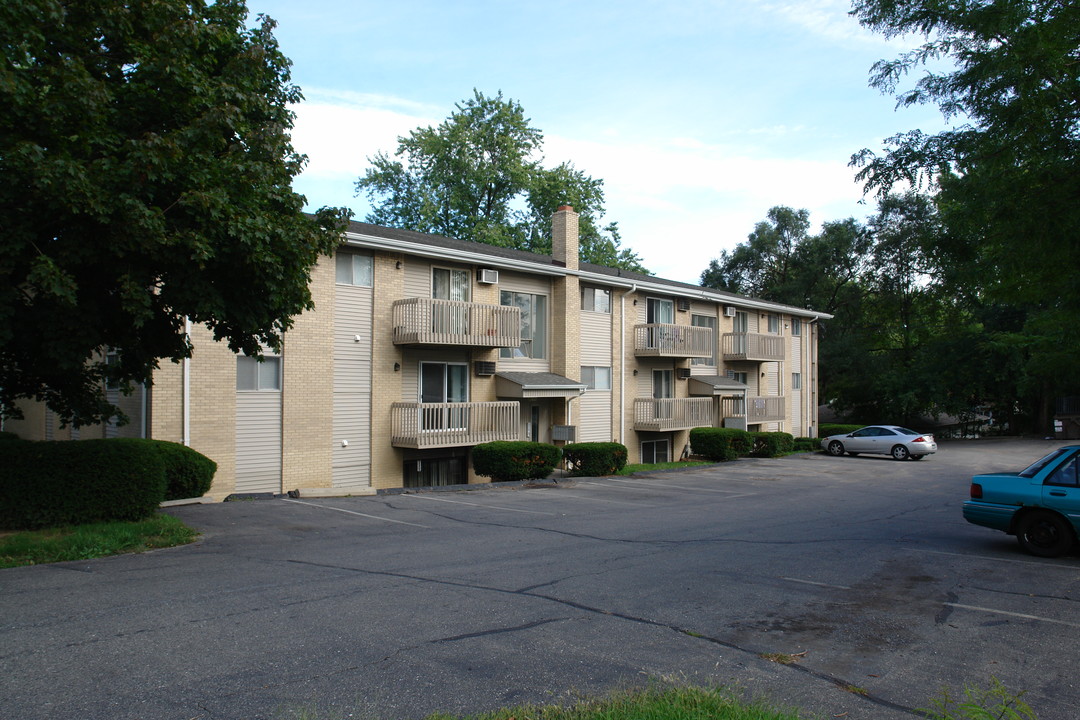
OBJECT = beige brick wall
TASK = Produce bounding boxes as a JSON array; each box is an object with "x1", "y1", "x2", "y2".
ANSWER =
[
  {"x1": 282, "y1": 258, "x2": 334, "y2": 490},
  {"x1": 369, "y1": 251, "x2": 406, "y2": 489}
]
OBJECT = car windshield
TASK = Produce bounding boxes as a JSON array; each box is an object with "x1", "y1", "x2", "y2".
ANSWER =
[{"x1": 1019, "y1": 448, "x2": 1071, "y2": 478}]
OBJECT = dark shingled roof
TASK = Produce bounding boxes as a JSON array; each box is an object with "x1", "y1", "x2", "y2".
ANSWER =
[
  {"x1": 343, "y1": 219, "x2": 818, "y2": 316},
  {"x1": 495, "y1": 372, "x2": 586, "y2": 389}
]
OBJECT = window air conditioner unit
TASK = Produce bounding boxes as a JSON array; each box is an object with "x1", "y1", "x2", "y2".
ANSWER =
[
  {"x1": 552, "y1": 425, "x2": 576, "y2": 442},
  {"x1": 477, "y1": 268, "x2": 499, "y2": 284},
  {"x1": 676, "y1": 298, "x2": 691, "y2": 312},
  {"x1": 724, "y1": 306, "x2": 737, "y2": 317},
  {"x1": 677, "y1": 368, "x2": 692, "y2": 379},
  {"x1": 474, "y1": 361, "x2": 496, "y2": 376}
]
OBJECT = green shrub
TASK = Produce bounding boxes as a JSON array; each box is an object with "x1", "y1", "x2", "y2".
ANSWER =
[
  {"x1": 472, "y1": 441, "x2": 562, "y2": 482},
  {"x1": 690, "y1": 427, "x2": 753, "y2": 461},
  {"x1": 147, "y1": 440, "x2": 217, "y2": 500},
  {"x1": 0, "y1": 439, "x2": 167, "y2": 530},
  {"x1": 819, "y1": 423, "x2": 862, "y2": 438},
  {"x1": 793, "y1": 436, "x2": 819, "y2": 452},
  {"x1": 563, "y1": 442, "x2": 628, "y2": 477},
  {"x1": 751, "y1": 431, "x2": 795, "y2": 457},
  {"x1": 0, "y1": 431, "x2": 20, "y2": 441}
]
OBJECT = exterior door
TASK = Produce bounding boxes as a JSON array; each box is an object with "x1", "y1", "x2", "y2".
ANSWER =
[
  {"x1": 645, "y1": 298, "x2": 674, "y2": 349},
  {"x1": 733, "y1": 311, "x2": 748, "y2": 355},
  {"x1": 419, "y1": 362, "x2": 468, "y2": 430},
  {"x1": 653, "y1": 369, "x2": 673, "y2": 419},
  {"x1": 432, "y1": 268, "x2": 470, "y2": 334}
]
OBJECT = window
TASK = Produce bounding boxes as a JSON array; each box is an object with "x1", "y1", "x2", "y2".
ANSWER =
[
  {"x1": 419, "y1": 362, "x2": 469, "y2": 430},
  {"x1": 641, "y1": 439, "x2": 670, "y2": 464},
  {"x1": 690, "y1": 314, "x2": 717, "y2": 366},
  {"x1": 500, "y1": 291, "x2": 547, "y2": 359},
  {"x1": 731, "y1": 371, "x2": 748, "y2": 385},
  {"x1": 767, "y1": 314, "x2": 780, "y2": 334},
  {"x1": 105, "y1": 351, "x2": 120, "y2": 391},
  {"x1": 791, "y1": 318, "x2": 802, "y2": 336},
  {"x1": 792, "y1": 372, "x2": 802, "y2": 390},
  {"x1": 581, "y1": 366, "x2": 611, "y2": 390},
  {"x1": 581, "y1": 287, "x2": 611, "y2": 313},
  {"x1": 335, "y1": 252, "x2": 373, "y2": 286},
  {"x1": 237, "y1": 354, "x2": 281, "y2": 391},
  {"x1": 646, "y1": 297, "x2": 674, "y2": 324},
  {"x1": 405, "y1": 456, "x2": 466, "y2": 488},
  {"x1": 1046, "y1": 453, "x2": 1079, "y2": 487}
]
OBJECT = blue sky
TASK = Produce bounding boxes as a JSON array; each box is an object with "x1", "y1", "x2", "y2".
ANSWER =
[{"x1": 248, "y1": 0, "x2": 948, "y2": 283}]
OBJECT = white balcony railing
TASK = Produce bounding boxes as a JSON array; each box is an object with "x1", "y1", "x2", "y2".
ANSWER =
[
  {"x1": 721, "y1": 395, "x2": 786, "y2": 423},
  {"x1": 721, "y1": 332, "x2": 785, "y2": 362},
  {"x1": 633, "y1": 324, "x2": 714, "y2": 358},
  {"x1": 633, "y1": 397, "x2": 714, "y2": 431},
  {"x1": 392, "y1": 298, "x2": 520, "y2": 348},
  {"x1": 391, "y1": 401, "x2": 519, "y2": 448}
]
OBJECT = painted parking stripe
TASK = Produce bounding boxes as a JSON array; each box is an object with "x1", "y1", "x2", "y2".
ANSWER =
[
  {"x1": 904, "y1": 547, "x2": 1079, "y2": 570},
  {"x1": 283, "y1": 499, "x2": 429, "y2": 528},
  {"x1": 781, "y1": 577, "x2": 852, "y2": 590},
  {"x1": 395, "y1": 493, "x2": 556, "y2": 515},
  {"x1": 597, "y1": 477, "x2": 758, "y2": 496},
  {"x1": 946, "y1": 603, "x2": 1080, "y2": 629}
]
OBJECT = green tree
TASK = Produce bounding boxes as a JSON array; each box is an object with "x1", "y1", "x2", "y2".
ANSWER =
[
  {"x1": 0, "y1": 0, "x2": 349, "y2": 426},
  {"x1": 356, "y1": 90, "x2": 648, "y2": 273},
  {"x1": 850, "y1": 0, "x2": 1080, "y2": 426}
]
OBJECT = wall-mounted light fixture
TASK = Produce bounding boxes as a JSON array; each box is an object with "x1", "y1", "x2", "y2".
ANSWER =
[
  {"x1": 395, "y1": 260, "x2": 402, "y2": 269},
  {"x1": 394, "y1": 362, "x2": 401, "y2": 372},
  {"x1": 633, "y1": 369, "x2": 638, "y2": 376}
]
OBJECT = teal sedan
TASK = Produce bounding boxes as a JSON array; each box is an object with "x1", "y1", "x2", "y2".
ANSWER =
[{"x1": 964, "y1": 445, "x2": 1080, "y2": 557}]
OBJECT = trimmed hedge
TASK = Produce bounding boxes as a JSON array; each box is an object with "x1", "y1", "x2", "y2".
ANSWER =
[
  {"x1": 472, "y1": 441, "x2": 562, "y2": 482},
  {"x1": 819, "y1": 423, "x2": 862, "y2": 438},
  {"x1": 131, "y1": 440, "x2": 217, "y2": 500},
  {"x1": 0, "y1": 439, "x2": 167, "y2": 530},
  {"x1": 563, "y1": 442, "x2": 628, "y2": 477},
  {"x1": 0, "y1": 431, "x2": 20, "y2": 441},
  {"x1": 750, "y1": 431, "x2": 795, "y2": 457},
  {"x1": 793, "y1": 436, "x2": 819, "y2": 452},
  {"x1": 689, "y1": 427, "x2": 753, "y2": 462}
]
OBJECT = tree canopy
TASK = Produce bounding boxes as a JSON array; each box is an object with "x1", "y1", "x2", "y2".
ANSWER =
[
  {"x1": 0, "y1": 0, "x2": 349, "y2": 426},
  {"x1": 356, "y1": 90, "x2": 649, "y2": 273},
  {"x1": 850, "y1": 0, "x2": 1080, "y2": 417}
]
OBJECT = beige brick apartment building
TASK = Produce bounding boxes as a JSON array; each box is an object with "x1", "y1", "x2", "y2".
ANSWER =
[{"x1": 7, "y1": 207, "x2": 829, "y2": 499}]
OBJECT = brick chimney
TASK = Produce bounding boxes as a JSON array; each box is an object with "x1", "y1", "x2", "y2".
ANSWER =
[{"x1": 551, "y1": 205, "x2": 579, "y2": 270}]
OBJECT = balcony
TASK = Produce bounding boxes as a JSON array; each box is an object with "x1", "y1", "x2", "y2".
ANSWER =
[
  {"x1": 391, "y1": 401, "x2": 520, "y2": 449},
  {"x1": 721, "y1": 332, "x2": 785, "y2": 362},
  {"x1": 392, "y1": 298, "x2": 520, "y2": 348},
  {"x1": 633, "y1": 324, "x2": 714, "y2": 358},
  {"x1": 721, "y1": 395, "x2": 786, "y2": 424},
  {"x1": 633, "y1": 397, "x2": 714, "y2": 432}
]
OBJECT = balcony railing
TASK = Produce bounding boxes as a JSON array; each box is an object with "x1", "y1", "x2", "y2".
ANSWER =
[
  {"x1": 633, "y1": 397, "x2": 714, "y2": 431},
  {"x1": 391, "y1": 401, "x2": 520, "y2": 449},
  {"x1": 633, "y1": 324, "x2": 714, "y2": 358},
  {"x1": 392, "y1": 298, "x2": 521, "y2": 348},
  {"x1": 721, "y1": 332, "x2": 785, "y2": 362},
  {"x1": 721, "y1": 395, "x2": 786, "y2": 424}
]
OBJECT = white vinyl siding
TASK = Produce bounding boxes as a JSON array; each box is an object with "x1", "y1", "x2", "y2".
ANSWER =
[
  {"x1": 580, "y1": 312, "x2": 612, "y2": 365},
  {"x1": 333, "y1": 282, "x2": 372, "y2": 489},
  {"x1": 235, "y1": 391, "x2": 282, "y2": 494},
  {"x1": 577, "y1": 392, "x2": 611, "y2": 443},
  {"x1": 404, "y1": 258, "x2": 431, "y2": 298}
]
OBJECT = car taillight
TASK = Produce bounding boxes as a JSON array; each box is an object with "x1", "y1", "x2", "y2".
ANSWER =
[
  {"x1": 914, "y1": 436, "x2": 927, "y2": 442},
  {"x1": 970, "y1": 483, "x2": 983, "y2": 499}
]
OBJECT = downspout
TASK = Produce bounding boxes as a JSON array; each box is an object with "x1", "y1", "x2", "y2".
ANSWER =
[
  {"x1": 808, "y1": 316, "x2": 820, "y2": 437},
  {"x1": 182, "y1": 317, "x2": 191, "y2": 447}
]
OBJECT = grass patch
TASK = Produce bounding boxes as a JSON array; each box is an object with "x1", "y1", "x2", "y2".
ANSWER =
[
  {"x1": 618, "y1": 461, "x2": 711, "y2": 475},
  {"x1": 759, "y1": 651, "x2": 806, "y2": 665},
  {"x1": 0, "y1": 514, "x2": 198, "y2": 568},
  {"x1": 280, "y1": 686, "x2": 802, "y2": 720}
]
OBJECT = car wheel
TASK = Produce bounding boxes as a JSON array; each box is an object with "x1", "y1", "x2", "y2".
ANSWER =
[
  {"x1": 911, "y1": 454, "x2": 925, "y2": 460},
  {"x1": 846, "y1": 452, "x2": 860, "y2": 457},
  {"x1": 827, "y1": 441, "x2": 845, "y2": 457},
  {"x1": 891, "y1": 444, "x2": 910, "y2": 461},
  {"x1": 1016, "y1": 511, "x2": 1075, "y2": 558}
]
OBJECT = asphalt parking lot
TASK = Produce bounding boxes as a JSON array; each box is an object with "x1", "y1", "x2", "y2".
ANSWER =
[{"x1": 2, "y1": 437, "x2": 1078, "y2": 720}]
